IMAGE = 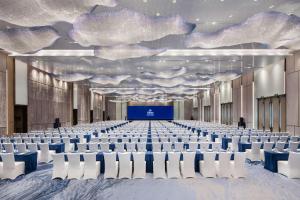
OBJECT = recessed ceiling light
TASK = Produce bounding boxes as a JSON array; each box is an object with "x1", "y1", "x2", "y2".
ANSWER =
[
  {"x1": 212, "y1": 21, "x2": 216, "y2": 25},
  {"x1": 156, "y1": 12, "x2": 160, "y2": 16},
  {"x1": 220, "y1": 0, "x2": 224, "y2": 2},
  {"x1": 172, "y1": 0, "x2": 176, "y2": 3},
  {"x1": 143, "y1": 0, "x2": 147, "y2": 3},
  {"x1": 186, "y1": 59, "x2": 190, "y2": 63},
  {"x1": 196, "y1": 18, "x2": 200, "y2": 22},
  {"x1": 269, "y1": 5, "x2": 274, "y2": 9},
  {"x1": 228, "y1": 15, "x2": 233, "y2": 18}
]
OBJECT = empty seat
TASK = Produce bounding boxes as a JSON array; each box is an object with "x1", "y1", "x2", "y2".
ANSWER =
[
  {"x1": 278, "y1": 152, "x2": 300, "y2": 178},
  {"x1": 230, "y1": 152, "x2": 246, "y2": 178},
  {"x1": 3, "y1": 143, "x2": 14, "y2": 153},
  {"x1": 174, "y1": 142, "x2": 184, "y2": 152},
  {"x1": 199, "y1": 142, "x2": 210, "y2": 152},
  {"x1": 211, "y1": 142, "x2": 221, "y2": 152},
  {"x1": 270, "y1": 136, "x2": 279, "y2": 143},
  {"x1": 52, "y1": 153, "x2": 68, "y2": 179},
  {"x1": 15, "y1": 143, "x2": 27, "y2": 153},
  {"x1": 88, "y1": 143, "x2": 99, "y2": 152},
  {"x1": 0, "y1": 153, "x2": 25, "y2": 179},
  {"x1": 289, "y1": 142, "x2": 299, "y2": 152},
  {"x1": 115, "y1": 143, "x2": 125, "y2": 152},
  {"x1": 100, "y1": 142, "x2": 111, "y2": 152},
  {"x1": 67, "y1": 153, "x2": 84, "y2": 179},
  {"x1": 200, "y1": 152, "x2": 216, "y2": 177},
  {"x1": 153, "y1": 152, "x2": 166, "y2": 179},
  {"x1": 245, "y1": 142, "x2": 262, "y2": 162},
  {"x1": 260, "y1": 142, "x2": 274, "y2": 161},
  {"x1": 126, "y1": 143, "x2": 136, "y2": 152},
  {"x1": 39, "y1": 143, "x2": 55, "y2": 163},
  {"x1": 132, "y1": 152, "x2": 146, "y2": 179},
  {"x1": 188, "y1": 142, "x2": 198, "y2": 151},
  {"x1": 104, "y1": 152, "x2": 118, "y2": 179},
  {"x1": 77, "y1": 143, "x2": 87, "y2": 153},
  {"x1": 62, "y1": 137, "x2": 74, "y2": 153},
  {"x1": 83, "y1": 153, "x2": 100, "y2": 179},
  {"x1": 137, "y1": 142, "x2": 147, "y2": 152},
  {"x1": 167, "y1": 152, "x2": 181, "y2": 178},
  {"x1": 180, "y1": 151, "x2": 196, "y2": 178},
  {"x1": 118, "y1": 152, "x2": 132, "y2": 179},
  {"x1": 52, "y1": 137, "x2": 61, "y2": 143},
  {"x1": 215, "y1": 152, "x2": 232, "y2": 178},
  {"x1": 230, "y1": 136, "x2": 240, "y2": 152},
  {"x1": 163, "y1": 142, "x2": 172, "y2": 152},
  {"x1": 275, "y1": 142, "x2": 286, "y2": 152},
  {"x1": 152, "y1": 142, "x2": 162, "y2": 152}
]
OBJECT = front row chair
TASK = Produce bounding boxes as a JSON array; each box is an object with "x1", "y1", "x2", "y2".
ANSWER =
[
  {"x1": 39, "y1": 143, "x2": 55, "y2": 163},
  {"x1": 83, "y1": 153, "x2": 100, "y2": 179},
  {"x1": 118, "y1": 152, "x2": 132, "y2": 179},
  {"x1": 230, "y1": 152, "x2": 246, "y2": 178},
  {"x1": 278, "y1": 152, "x2": 300, "y2": 178},
  {"x1": 0, "y1": 153, "x2": 25, "y2": 179},
  {"x1": 215, "y1": 152, "x2": 231, "y2": 178},
  {"x1": 180, "y1": 151, "x2": 196, "y2": 178},
  {"x1": 167, "y1": 152, "x2": 181, "y2": 178},
  {"x1": 200, "y1": 152, "x2": 217, "y2": 177},
  {"x1": 153, "y1": 152, "x2": 166, "y2": 178},
  {"x1": 52, "y1": 154, "x2": 68, "y2": 179},
  {"x1": 104, "y1": 152, "x2": 118, "y2": 179},
  {"x1": 132, "y1": 152, "x2": 146, "y2": 178},
  {"x1": 67, "y1": 153, "x2": 84, "y2": 179}
]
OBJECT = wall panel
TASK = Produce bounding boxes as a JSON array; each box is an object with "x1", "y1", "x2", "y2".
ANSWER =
[{"x1": 27, "y1": 66, "x2": 72, "y2": 130}]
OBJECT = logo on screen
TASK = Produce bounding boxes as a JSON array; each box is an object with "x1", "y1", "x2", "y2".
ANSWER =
[{"x1": 146, "y1": 109, "x2": 154, "y2": 117}]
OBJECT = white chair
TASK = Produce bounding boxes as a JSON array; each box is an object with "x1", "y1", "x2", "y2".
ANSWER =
[
  {"x1": 174, "y1": 142, "x2": 184, "y2": 152},
  {"x1": 104, "y1": 152, "x2": 118, "y2": 179},
  {"x1": 163, "y1": 142, "x2": 172, "y2": 152},
  {"x1": 67, "y1": 153, "x2": 84, "y2": 179},
  {"x1": 200, "y1": 142, "x2": 210, "y2": 152},
  {"x1": 216, "y1": 152, "x2": 232, "y2": 178},
  {"x1": 83, "y1": 153, "x2": 100, "y2": 179},
  {"x1": 152, "y1": 142, "x2": 162, "y2": 152},
  {"x1": 167, "y1": 152, "x2": 181, "y2": 178},
  {"x1": 62, "y1": 137, "x2": 74, "y2": 153},
  {"x1": 188, "y1": 142, "x2": 198, "y2": 152},
  {"x1": 275, "y1": 142, "x2": 286, "y2": 152},
  {"x1": 241, "y1": 136, "x2": 249, "y2": 143},
  {"x1": 118, "y1": 152, "x2": 132, "y2": 179},
  {"x1": 115, "y1": 143, "x2": 125, "y2": 152},
  {"x1": 260, "y1": 136, "x2": 269, "y2": 143},
  {"x1": 126, "y1": 143, "x2": 136, "y2": 152},
  {"x1": 52, "y1": 153, "x2": 68, "y2": 179},
  {"x1": 90, "y1": 138, "x2": 100, "y2": 143},
  {"x1": 153, "y1": 152, "x2": 166, "y2": 179},
  {"x1": 77, "y1": 143, "x2": 87, "y2": 153},
  {"x1": 88, "y1": 143, "x2": 99, "y2": 152},
  {"x1": 289, "y1": 142, "x2": 299, "y2": 152},
  {"x1": 78, "y1": 134, "x2": 86, "y2": 143},
  {"x1": 230, "y1": 136, "x2": 240, "y2": 151},
  {"x1": 15, "y1": 143, "x2": 27, "y2": 153},
  {"x1": 290, "y1": 136, "x2": 299, "y2": 142},
  {"x1": 260, "y1": 142, "x2": 274, "y2": 161},
  {"x1": 0, "y1": 153, "x2": 25, "y2": 179},
  {"x1": 52, "y1": 137, "x2": 61, "y2": 143},
  {"x1": 270, "y1": 136, "x2": 279, "y2": 143},
  {"x1": 180, "y1": 151, "x2": 195, "y2": 178},
  {"x1": 211, "y1": 142, "x2": 221, "y2": 152},
  {"x1": 245, "y1": 142, "x2": 262, "y2": 162},
  {"x1": 100, "y1": 142, "x2": 111, "y2": 152},
  {"x1": 3, "y1": 143, "x2": 14, "y2": 153},
  {"x1": 230, "y1": 152, "x2": 246, "y2": 178},
  {"x1": 132, "y1": 152, "x2": 146, "y2": 179},
  {"x1": 278, "y1": 152, "x2": 300, "y2": 178},
  {"x1": 279, "y1": 136, "x2": 288, "y2": 143},
  {"x1": 39, "y1": 143, "x2": 55, "y2": 163},
  {"x1": 137, "y1": 142, "x2": 147, "y2": 152},
  {"x1": 200, "y1": 152, "x2": 217, "y2": 177}
]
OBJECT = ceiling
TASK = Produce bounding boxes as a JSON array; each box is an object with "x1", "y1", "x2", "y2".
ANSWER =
[{"x1": 0, "y1": 0, "x2": 299, "y2": 101}]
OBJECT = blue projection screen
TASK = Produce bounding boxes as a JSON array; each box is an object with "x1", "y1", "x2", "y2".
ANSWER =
[{"x1": 127, "y1": 106, "x2": 174, "y2": 120}]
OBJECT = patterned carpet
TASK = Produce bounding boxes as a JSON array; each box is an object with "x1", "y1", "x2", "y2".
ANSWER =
[{"x1": 0, "y1": 163, "x2": 299, "y2": 200}]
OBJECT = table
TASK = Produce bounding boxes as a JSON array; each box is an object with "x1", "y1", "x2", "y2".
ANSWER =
[
  {"x1": 222, "y1": 138, "x2": 232, "y2": 150},
  {"x1": 0, "y1": 152, "x2": 38, "y2": 174},
  {"x1": 64, "y1": 151, "x2": 234, "y2": 174},
  {"x1": 49, "y1": 143, "x2": 65, "y2": 153},
  {"x1": 264, "y1": 151, "x2": 289, "y2": 172}
]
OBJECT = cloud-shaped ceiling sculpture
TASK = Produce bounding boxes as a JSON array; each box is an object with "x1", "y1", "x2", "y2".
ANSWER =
[
  {"x1": 0, "y1": 0, "x2": 117, "y2": 27},
  {"x1": 142, "y1": 67, "x2": 187, "y2": 79},
  {"x1": 89, "y1": 75, "x2": 130, "y2": 85},
  {"x1": 0, "y1": 27, "x2": 59, "y2": 53},
  {"x1": 54, "y1": 73, "x2": 93, "y2": 82},
  {"x1": 136, "y1": 77, "x2": 185, "y2": 87},
  {"x1": 70, "y1": 9, "x2": 195, "y2": 46},
  {"x1": 213, "y1": 72, "x2": 240, "y2": 82},
  {"x1": 185, "y1": 11, "x2": 300, "y2": 49},
  {"x1": 94, "y1": 45, "x2": 165, "y2": 60}
]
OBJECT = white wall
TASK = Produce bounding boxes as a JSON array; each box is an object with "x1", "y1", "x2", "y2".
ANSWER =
[
  {"x1": 220, "y1": 81, "x2": 232, "y2": 103},
  {"x1": 173, "y1": 101, "x2": 184, "y2": 120},
  {"x1": 15, "y1": 60, "x2": 28, "y2": 105}
]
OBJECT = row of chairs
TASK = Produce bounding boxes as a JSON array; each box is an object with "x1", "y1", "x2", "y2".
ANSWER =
[{"x1": 52, "y1": 151, "x2": 246, "y2": 179}]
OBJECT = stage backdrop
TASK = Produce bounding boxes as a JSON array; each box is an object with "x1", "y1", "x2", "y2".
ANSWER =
[{"x1": 127, "y1": 106, "x2": 174, "y2": 120}]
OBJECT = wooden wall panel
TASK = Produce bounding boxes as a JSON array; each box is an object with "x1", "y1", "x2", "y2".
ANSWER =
[
  {"x1": 28, "y1": 66, "x2": 72, "y2": 131},
  {"x1": 232, "y1": 77, "x2": 242, "y2": 125},
  {"x1": 0, "y1": 53, "x2": 7, "y2": 135},
  {"x1": 93, "y1": 93, "x2": 103, "y2": 122},
  {"x1": 184, "y1": 99, "x2": 193, "y2": 120},
  {"x1": 77, "y1": 84, "x2": 90, "y2": 124}
]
